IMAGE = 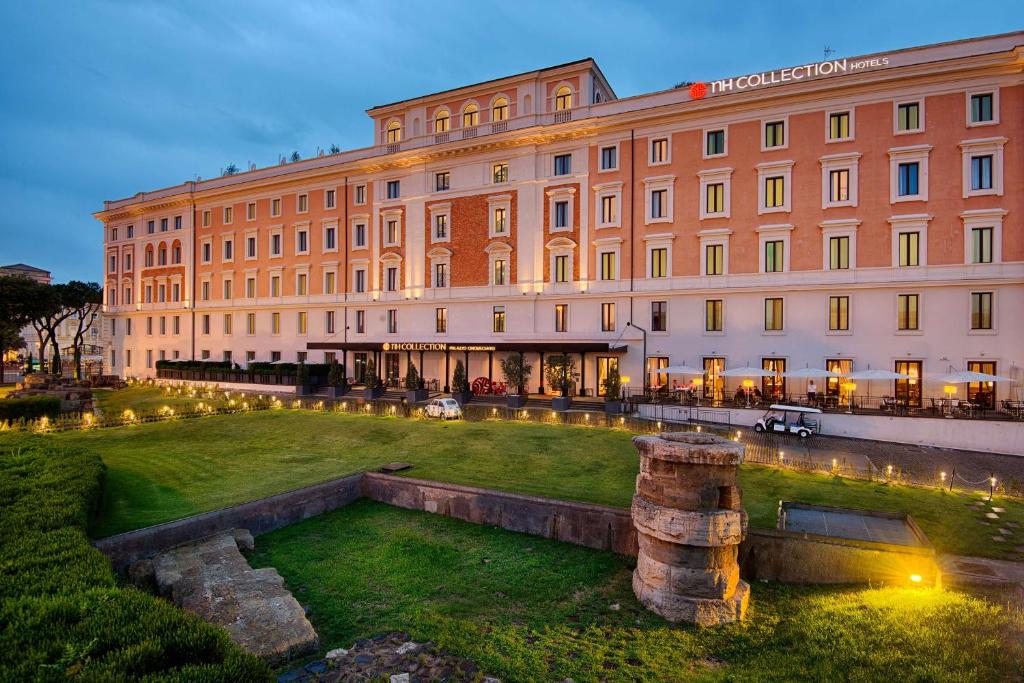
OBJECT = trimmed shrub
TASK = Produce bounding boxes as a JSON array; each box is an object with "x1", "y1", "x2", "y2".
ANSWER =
[
  {"x1": 0, "y1": 438, "x2": 270, "y2": 681},
  {"x1": 0, "y1": 395, "x2": 61, "y2": 421}
]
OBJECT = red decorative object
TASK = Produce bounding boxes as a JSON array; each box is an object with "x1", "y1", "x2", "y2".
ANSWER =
[
  {"x1": 689, "y1": 82, "x2": 707, "y2": 100},
  {"x1": 471, "y1": 377, "x2": 509, "y2": 396}
]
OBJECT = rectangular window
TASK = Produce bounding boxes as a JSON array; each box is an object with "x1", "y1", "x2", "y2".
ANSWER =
[
  {"x1": 354, "y1": 223, "x2": 366, "y2": 247},
  {"x1": 970, "y1": 93, "x2": 994, "y2": 123},
  {"x1": 650, "y1": 247, "x2": 668, "y2": 278},
  {"x1": 326, "y1": 310, "x2": 335, "y2": 334},
  {"x1": 386, "y1": 180, "x2": 400, "y2": 199},
  {"x1": 764, "y1": 176, "x2": 785, "y2": 208},
  {"x1": 764, "y1": 298, "x2": 784, "y2": 331},
  {"x1": 386, "y1": 267, "x2": 398, "y2": 292},
  {"x1": 222, "y1": 313, "x2": 232, "y2": 335},
  {"x1": 829, "y1": 295, "x2": 849, "y2": 331},
  {"x1": 246, "y1": 313, "x2": 256, "y2": 335},
  {"x1": 297, "y1": 229, "x2": 308, "y2": 253},
  {"x1": 764, "y1": 120, "x2": 785, "y2": 148},
  {"x1": 271, "y1": 312, "x2": 281, "y2": 334},
  {"x1": 325, "y1": 226, "x2": 336, "y2": 250},
  {"x1": 706, "y1": 129, "x2": 725, "y2": 156},
  {"x1": 297, "y1": 311, "x2": 307, "y2": 335},
  {"x1": 223, "y1": 279, "x2": 232, "y2": 299},
  {"x1": 705, "y1": 299, "x2": 723, "y2": 332},
  {"x1": 897, "y1": 162, "x2": 919, "y2": 196},
  {"x1": 386, "y1": 220, "x2": 398, "y2": 245},
  {"x1": 271, "y1": 198, "x2": 282, "y2": 216},
  {"x1": 897, "y1": 102, "x2": 920, "y2": 131},
  {"x1": 493, "y1": 207, "x2": 507, "y2": 234},
  {"x1": 553, "y1": 153, "x2": 571, "y2": 176},
  {"x1": 202, "y1": 242, "x2": 212, "y2": 262},
  {"x1": 706, "y1": 182, "x2": 724, "y2": 214},
  {"x1": 146, "y1": 316, "x2": 153, "y2": 335},
  {"x1": 971, "y1": 292, "x2": 992, "y2": 330},
  {"x1": 354, "y1": 269, "x2": 366, "y2": 293},
  {"x1": 898, "y1": 231, "x2": 920, "y2": 267},
  {"x1": 650, "y1": 138, "x2": 668, "y2": 163},
  {"x1": 971, "y1": 227, "x2": 993, "y2": 264},
  {"x1": 325, "y1": 189, "x2": 336, "y2": 209},
  {"x1": 600, "y1": 145, "x2": 617, "y2": 170},
  {"x1": 434, "y1": 262, "x2": 448, "y2": 288},
  {"x1": 554, "y1": 304, "x2": 568, "y2": 333},
  {"x1": 296, "y1": 272, "x2": 308, "y2": 295},
  {"x1": 126, "y1": 225, "x2": 133, "y2": 238},
  {"x1": 269, "y1": 274, "x2": 281, "y2": 297},
  {"x1": 600, "y1": 251, "x2": 616, "y2": 280},
  {"x1": 297, "y1": 194, "x2": 308, "y2": 213},
  {"x1": 355, "y1": 309, "x2": 365, "y2": 333},
  {"x1": 601, "y1": 302, "x2": 615, "y2": 332},
  {"x1": 493, "y1": 163, "x2": 508, "y2": 183},
  {"x1": 247, "y1": 202, "x2": 256, "y2": 220},
  {"x1": 554, "y1": 254, "x2": 569, "y2": 283},
  {"x1": 201, "y1": 281, "x2": 210, "y2": 300},
  {"x1": 705, "y1": 244, "x2": 724, "y2": 276},
  {"x1": 435, "y1": 171, "x2": 450, "y2": 192},
  {"x1": 554, "y1": 200, "x2": 569, "y2": 229},
  {"x1": 161, "y1": 217, "x2": 169, "y2": 232},
  {"x1": 829, "y1": 235, "x2": 850, "y2": 270},
  {"x1": 246, "y1": 236, "x2": 257, "y2": 258},
  {"x1": 493, "y1": 258, "x2": 507, "y2": 285},
  {"x1": 492, "y1": 306, "x2": 505, "y2": 333},
  {"x1": 223, "y1": 239, "x2": 233, "y2": 261},
  {"x1": 897, "y1": 294, "x2": 919, "y2": 330},
  {"x1": 246, "y1": 277, "x2": 256, "y2": 298},
  {"x1": 829, "y1": 168, "x2": 850, "y2": 202},
  {"x1": 764, "y1": 240, "x2": 784, "y2": 273},
  {"x1": 386, "y1": 309, "x2": 397, "y2": 334},
  {"x1": 651, "y1": 301, "x2": 667, "y2": 332},
  {"x1": 829, "y1": 111, "x2": 850, "y2": 140},
  {"x1": 971, "y1": 155, "x2": 993, "y2": 190},
  {"x1": 435, "y1": 307, "x2": 447, "y2": 334},
  {"x1": 601, "y1": 195, "x2": 616, "y2": 224},
  {"x1": 650, "y1": 189, "x2": 667, "y2": 219},
  {"x1": 148, "y1": 219, "x2": 156, "y2": 234},
  {"x1": 355, "y1": 185, "x2": 366, "y2": 204},
  {"x1": 432, "y1": 214, "x2": 448, "y2": 240},
  {"x1": 325, "y1": 271, "x2": 336, "y2": 294},
  {"x1": 271, "y1": 233, "x2": 282, "y2": 256}
]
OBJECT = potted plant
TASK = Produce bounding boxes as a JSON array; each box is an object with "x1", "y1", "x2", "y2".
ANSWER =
[
  {"x1": 362, "y1": 357, "x2": 384, "y2": 400},
  {"x1": 325, "y1": 359, "x2": 348, "y2": 398},
  {"x1": 602, "y1": 364, "x2": 626, "y2": 414},
  {"x1": 405, "y1": 361, "x2": 428, "y2": 403},
  {"x1": 545, "y1": 354, "x2": 577, "y2": 411},
  {"x1": 500, "y1": 352, "x2": 532, "y2": 409},
  {"x1": 451, "y1": 359, "x2": 472, "y2": 405},
  {"x1": 294, "y1": 361, "x2": 311, "y2": 396}
]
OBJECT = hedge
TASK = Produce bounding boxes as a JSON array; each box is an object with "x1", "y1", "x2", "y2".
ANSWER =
[
  {"x1": 154, "y1": 360, "x2": 233, "y2": 371},
  {"x1": 0, "y1": 395, "x2": 61, "y2": 421},
  {"x1": 0, "y1": 438, "x2": 271, "y2": 681}
]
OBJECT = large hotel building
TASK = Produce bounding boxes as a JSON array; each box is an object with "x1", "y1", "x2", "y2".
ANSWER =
[{"x1": 96, "y1": 32, "x2": 1023, "y2": 407}]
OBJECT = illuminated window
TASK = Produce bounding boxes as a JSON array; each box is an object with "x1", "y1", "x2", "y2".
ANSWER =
[
  {"x1": 601, "y1": 302, "x2": 615, "y2": 332},
  {"x1": 764, "y1": 120, "x2": 785, "y2": 148},
  {"x1": 434, "y1": 214, "x2": 448, "y2": 240},
  {"x1": 650, "y1": 247, "x2": 668, "y2": 278},
  {"x1": 829, "y1": 296, "x2": 849, "y2": 331},
  {"x1": 600, "y1": 251, "x2": 616, "y2": 280},
  {"x1": 297, "y1": 194, "x2": 308, "y2": 213},
  {"x1": 705, "y1": 244, "x2": 724, "y2": 275},
  {"x1": 828, "y1": 111, "x2": 850, "y2": 140},
  {"x1": 705, "y1": 299, "x2": 723, "y2": 332},
  {"x1": 434, "y1": 262, "x2": 448, "y2": 288},
  {"x1": 764, "y1": 298, "x2": 784, "y2": 331},
  {"x1": 433, "y1": 110, "x2": 450, "y2": 133},
  {"x1": 493, "y1": 258, "x2": 507, "y2": 286},
  {"x1": 435, "y1": 307, "x2": 447, "y2": 333},
  {"x1": 493, "y1": 163, "x2": 509, "y2": 183},
  {"x1": 829, "y1": 169, "x2": 850, "y2": 202},
  {"x1": 706, "y1": 182, "x2": 724, "y2": 214},
  {"x1": 271, "y1": 198, "x2": 282, "y2": 216},
  {"x1": 896, "y1": 102, "x2": 921, "y2": 132},
  {"x1": 829, "y1": 236, "x2": 850, "y2": 270},
  {"x1": 297, "y1": 311, "x2": 307, "y2": 335},
  {"x1": 386, "y1": 121, "x2": 401, "y2": 143},
  {"x1": 271, "y1": 312, "x2": 280, "y2": 335},
  {"x1": 554, "y1": 304, "x2": 568, "y2": 333},
  {"x1": 462, "y1": 104, "x2": 478, "y2": 128},
  {"x1": 492, "y1": 98, "x2": 509, "y2": 122},
  {"x1": 492, "y1": 306, "x2": 506, "y2": 333},
  {"x1": 651, "y1": 301, "x2": 667, "y2": 332},
  {"x1": 897, "y1": 294, "x2": 919, "y2": 330},
  {"x1": 764, "y1": 176, "x2": 785, "y2": 208},
  {"x1": 971, "y1": 292, "x2": 992, "y2": 330},
  {"x1": 246, "y1": 313, "x2": 256, "y2": 335},
  {"x1": 493, "y1": 207, "x2": 507, "y2": 234},
  {"x1": 764, "y1": 240, "x2": 784, "y2": 272},
  {"x1": 554, "y1": 254, "x2": 569, "y2": 283},
  {"x1": 554, "y1": 86, "x2": 572, "y2": 110},
  {"x1": 971, "y1": 227, "x2": 993, "y2": 264},
  {"x1": 898, "y1": 232, "x2": 920, "y2": 267}
]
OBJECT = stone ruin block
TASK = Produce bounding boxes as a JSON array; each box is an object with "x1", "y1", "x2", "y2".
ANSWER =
[{"x1": 631, "y1": 432, "x2": 749, "y2": 626}]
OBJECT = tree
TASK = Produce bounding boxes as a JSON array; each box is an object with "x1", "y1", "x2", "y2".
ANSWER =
[
  {"x1": 328, "y1": 144, "x2": 340, "y2": 154},
  {"x1": 602, "y1": 364, "x2": 622, "y2": 401},
  {"x1": 223, "y1": 163, "x2": 239, "y2": 176},
  {"x1": 404, "y1": 361, "x2": 420, "y2": 389},
  {"x1": 544, "y1": 354, "x2": 577, "y2": 397},
  {"x1": 452, "y1": 359, "x2": 469, "y2": 394},
  {"x1": 500, "y1": 352, "x2": 532, "y2": 396},
  {"x1": 64, "y1": 281, "x2": 103, "y2": 380},
  {"x1": 0, "y1": 275, "x2": 42, "y2": 365},
  {"x1": 24, "y1": 282, "x2": 68, "y2": 375},
  {"x1": 364, "y1": 356, "x2": 378, "y2": 387},
  {"x1": 327, "y1": 359, "x2": 345, "y2": 387},
  {"x1": 290, "y1": 151, "x2": 301, "y2": 162}
]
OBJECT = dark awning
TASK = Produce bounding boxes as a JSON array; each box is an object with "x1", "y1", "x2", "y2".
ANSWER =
[{"x1": 307, "y1": 341, "x2": 626, "y2": 353}]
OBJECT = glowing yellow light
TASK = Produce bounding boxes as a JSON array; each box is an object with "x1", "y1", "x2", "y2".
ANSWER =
[
  {"x1": 909, "y1": 574, "x2": 922, "y2": 583},
  {"x1": 696, "y1": 426, "x2": 701, "y2": 432},
  {"x1": 742, "y1": 379, "x2": 754, "y2": 388},
  {"x1": 584, "y1": 413, "x2": 590, "y2": 420},
  {"x1": 940, "y1": 471, "x2": 947, "y2": 481},
  {"x1": 943, "y1": 384, "x2": 957, "y2": 397},
  {"x1": 832, "y1": 458, "x2": 837, "y2": 468},
  {"x1": 492, "y1": 408, "x2": 497, "y2": 414},
  {"x1": 620, "y1": 375, "x2": 631, "y2": 384}
]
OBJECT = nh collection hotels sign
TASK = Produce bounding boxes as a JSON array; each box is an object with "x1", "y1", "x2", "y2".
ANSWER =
[
  {"x1": 688, "y1": 56, "x2": 891, "y2": 99},
  {"x1": 382, "y1": 342, "x2": 497, "y2": 352}
]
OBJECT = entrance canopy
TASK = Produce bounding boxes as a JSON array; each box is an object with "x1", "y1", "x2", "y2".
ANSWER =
[{"x1": 308, "y1": 341, "x2": 625, "y2": 353}]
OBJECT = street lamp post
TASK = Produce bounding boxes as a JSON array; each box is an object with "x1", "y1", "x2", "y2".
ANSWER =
[{"x1": 627, "y1": 321, "x2": 648, "y2": 395}]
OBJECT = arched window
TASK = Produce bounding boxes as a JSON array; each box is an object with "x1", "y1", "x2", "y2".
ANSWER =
[
  {"x1": 492, "y1": 97, "x2": 509, "y2": 122},
  {"x1": 157, "y1": 243, "x2": 167, "y2": 266},
  {"x1": 555, "y1": 86, "x2": 572, "y2": 111},
  {"x1": 462, "y1": 103, "x2": 478, "y2": 128},
  {"x1": 434, "y1": 110, "x2": 450, "y2": 133},
  {"x1": 386, "y1": 120, "x2": 401, "y2": 144},
  {"x1": 171, "y1": 241, "x2": 182, "y2": 264},
  {"x1": 144, "y1": 245, "x2": 154, "y2": 268}
]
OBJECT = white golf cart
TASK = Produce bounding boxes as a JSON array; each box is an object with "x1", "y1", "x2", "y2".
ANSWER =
[
  {"x1": 424, "y1": 397, "x2": 463, "y2": 420},
  {"x1": 754, "y1": 404, "x2": 821, "y2": 438}
]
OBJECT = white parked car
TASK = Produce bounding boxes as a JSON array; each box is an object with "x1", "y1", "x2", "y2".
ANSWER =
[
  {"x1": 424, "y1": 397, "x2": 463, "y2": 420},
  {"x1": 754, "y1": 404, "x2": 821, "y2": 438}
]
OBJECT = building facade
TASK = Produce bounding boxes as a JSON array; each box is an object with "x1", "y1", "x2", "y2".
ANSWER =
[{"x1": 95, "y1": 32, "x2": 1024, "y2": 408}]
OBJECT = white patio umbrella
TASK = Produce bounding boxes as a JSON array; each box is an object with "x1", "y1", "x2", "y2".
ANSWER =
[
  {"x1": 654, "y1": 364, "x2": 705, "y2": 375},
  {"x1": 844, "y1": 368, "x2": 911, "y2": 404},
  {"x1": 720, "y1": 365, "x2": 776, "y2": 377},
  {"x1": 782, "y1": 367, "x2": 842, "y2": 378},
  {"x1": 933, "y1": 370, "x2": 1013, "y2": 384}
]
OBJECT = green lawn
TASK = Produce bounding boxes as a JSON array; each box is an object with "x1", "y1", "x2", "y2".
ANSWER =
[
  {"x1": 93, "y1": 385, "x2": 223, "y2": 416},
  {"x1": 3, "y1": 408, "x2": 1015, "y2": 559},
  {"x1": 250, "y1": 500, "x2": 1022, "y2": 682}
]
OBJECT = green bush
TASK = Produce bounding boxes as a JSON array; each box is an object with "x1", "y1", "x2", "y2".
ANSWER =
[
  {"x1": 0, "y1": 395, "x2": 62, "y2": 421},
  {"x1": 0, "y1": 438, "x2": 270, "y2": 681}
]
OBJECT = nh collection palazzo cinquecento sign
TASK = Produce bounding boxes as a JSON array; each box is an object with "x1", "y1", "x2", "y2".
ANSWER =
[
  {"x1": 688, "y1": 56, "x2": 890, "y2": 100},
  {"x1": 382, "y1": 342, "x2": 497, "y2": 353}
]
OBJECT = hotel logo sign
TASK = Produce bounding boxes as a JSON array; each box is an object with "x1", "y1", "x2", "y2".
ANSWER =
[
  {"x1": 382, "y1": 342, "x2": 497, "y2": 352},
  {"x1": 689, "y1": 56, "x2": 890, "y2": 99}
]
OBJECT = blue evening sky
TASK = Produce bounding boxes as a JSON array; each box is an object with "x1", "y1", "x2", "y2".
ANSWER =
[{"x1": 0, "y1": 0, "x2": 1019, "y2": 282}]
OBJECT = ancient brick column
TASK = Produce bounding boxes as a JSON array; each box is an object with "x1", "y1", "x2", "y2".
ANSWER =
[{"x1": 631, "y1": 432, "x2": 749, "y2": 626}]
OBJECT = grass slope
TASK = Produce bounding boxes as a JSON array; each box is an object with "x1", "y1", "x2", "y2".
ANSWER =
[
  {"x1": 250, "y1": 500, "x2": 1022, "y2": 682},
  {"x1": 2, "y1": 407, "x2": 1020, "y2": 558}
]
